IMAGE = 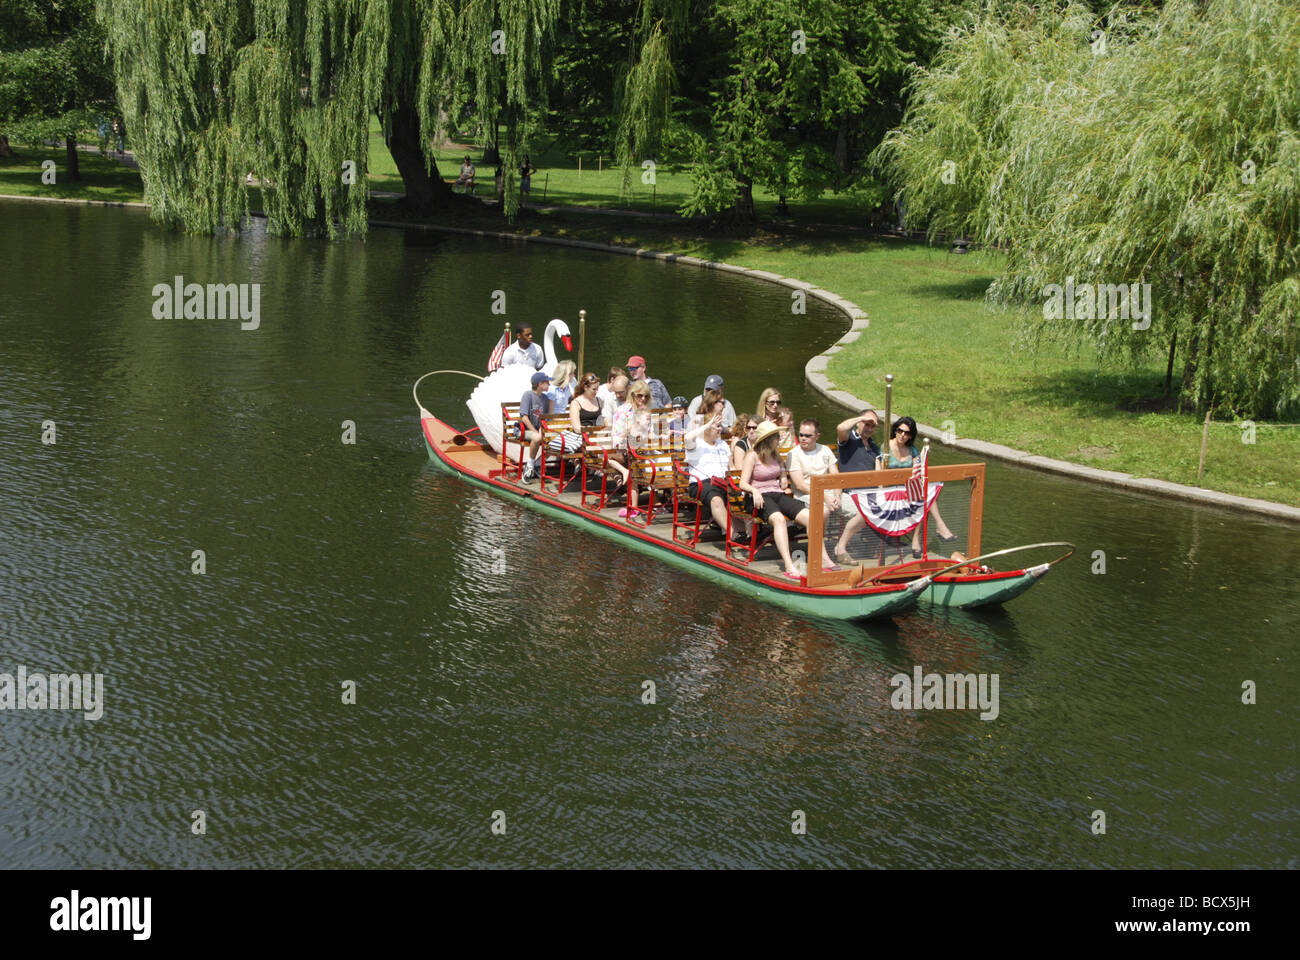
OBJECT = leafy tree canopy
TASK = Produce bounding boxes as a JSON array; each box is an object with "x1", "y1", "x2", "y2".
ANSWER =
[
  {"x1": 875, "y1": 0, "x2": 1300, "y2": 418},
  {"x1": 96, "y1": 0, "x2": 559, "y2": 236},
  {"x1": 0, "y1": 0, "x2": 116, "y2": 162}
]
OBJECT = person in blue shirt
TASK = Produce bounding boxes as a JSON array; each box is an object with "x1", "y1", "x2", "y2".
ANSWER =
[
  {"x1": 832, "y1": 410, "x2": 881, "y2": 563},
  {"x1": 520, "y1": 371, "x2": 552, "y2": 481}
]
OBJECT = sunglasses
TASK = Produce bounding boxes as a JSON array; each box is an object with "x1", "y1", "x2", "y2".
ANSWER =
[
  {"x1": 746, "y1": 425, "x2": 758, "y2": 431},
  {"x1": 634, "y1": 395, "x2": 649, "y2": 403},
  {"x1": 766, "y1": 398, "x2": 781, "y2": 405},
  {"x1": 897, "y1": 428, "x2": 913, "y2": 436}
]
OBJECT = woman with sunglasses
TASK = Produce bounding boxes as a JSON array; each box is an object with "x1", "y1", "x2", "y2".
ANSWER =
[
  {"x1": 729, "y1": 414, "x2": 757, "y2": 471},
  {"x1": 755, "y1": 387, "x2": 783, "y2": 422},
  {"x1": 739, "y1": 421, "x2": 836, "y2": 580},
  {"x1": 888, "y1": 416, "x2": 957, "y2": 555},
  {"x1": 612, "y1": 381, "x2": 654, "y2": 518}
]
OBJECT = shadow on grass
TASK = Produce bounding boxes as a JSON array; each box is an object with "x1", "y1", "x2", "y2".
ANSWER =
[
  {"x1": 1005, "y1": 368, "x2": 1173, "y2": 418},
  {"x1": 906, "y1": 276, "x2": 995, "y2": 302}
]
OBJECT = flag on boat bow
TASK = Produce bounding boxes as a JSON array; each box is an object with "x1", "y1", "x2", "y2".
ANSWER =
[
  {"x1": 487, "y1": 331, "x2": 508, "y2": 372},
  {"x1": 906, "y1": 444, "x2": 929, "y2": 503}
]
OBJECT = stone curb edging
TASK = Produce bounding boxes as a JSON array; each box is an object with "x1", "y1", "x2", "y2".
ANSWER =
[
  {"x1": 373, "y1": 216, "x2": 1300, "y2": 524},
  {"x1": 10, "y1": 193, "x2": 1293, "y2": 522},
  {"x1": 803, "y1": 340, "x2": 1300, "y2": 528},
  {"x1": 0, "y1": 193, "x2": 149, "y2": 209}
]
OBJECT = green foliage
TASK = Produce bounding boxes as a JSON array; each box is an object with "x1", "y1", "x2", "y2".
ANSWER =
[
  {"x1": 876, "y1": 0, "x2": 1300, "y2": 419},
  {"x1": 626, "y1": 0, "x2": 958, "y2": 219},
  {"x1": 96, "y1": 0, "x2": 559, "y2": 235},
  {"x1": 0, "y1": 0, "x2": 116, "y2": 143}
]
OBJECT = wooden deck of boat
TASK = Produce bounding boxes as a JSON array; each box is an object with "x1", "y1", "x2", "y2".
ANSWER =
[{"x1": 437, "y1": 432, "x2": 891, "y2": 593}]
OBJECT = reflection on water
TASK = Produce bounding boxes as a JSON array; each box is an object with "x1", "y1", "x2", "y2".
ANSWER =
[{"x1": 0, "y1": 203, "x2": 1294, "y2": 869}]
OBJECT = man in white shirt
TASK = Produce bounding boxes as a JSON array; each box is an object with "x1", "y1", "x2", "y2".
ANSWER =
[
  {"x1": 684, "y1": 404, "x2": 734, "y2": 531},
  {"x1": 787, "y1": 418, "x2": 841, "y2": 521},
  {"x1": 686, "y1": 373, "x2": 737, "y2": 427},
  {"x1": 501, "y1": 323, "x2": 544, "y2": 370},
  {"x1": 599, "y1": 374, "x2": 628, "y2": 425}
]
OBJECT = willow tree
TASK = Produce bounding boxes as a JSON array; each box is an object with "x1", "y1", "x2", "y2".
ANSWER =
[
  {"x1": 875, "y1": 0, "x2": 1300, "y2": 419},
  {"x1": 95, "y1": 0, "x2": 558, "y2": 236}
]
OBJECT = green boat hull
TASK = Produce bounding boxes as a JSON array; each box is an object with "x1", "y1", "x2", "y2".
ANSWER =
[
  {"x1": 920, "y1": 564, "x2": 1051, "y2": 609},
  {"x1": 423, "y1": 430, "x2": 924, "y2": 622}
]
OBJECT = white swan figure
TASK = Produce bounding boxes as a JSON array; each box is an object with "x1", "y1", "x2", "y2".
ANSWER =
[{"x1": 466, "y1": 318, "x2": 573, "y2": 454}]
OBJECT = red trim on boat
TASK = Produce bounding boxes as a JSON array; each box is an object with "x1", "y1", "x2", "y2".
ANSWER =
[{"x1": 422, "y1": 415, "x2": 906, "y2": 598}]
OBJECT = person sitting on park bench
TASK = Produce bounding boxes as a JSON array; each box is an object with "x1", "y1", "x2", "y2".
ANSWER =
[{"x1": 454, "y1": 155, "x2": 476, "y2": 191}]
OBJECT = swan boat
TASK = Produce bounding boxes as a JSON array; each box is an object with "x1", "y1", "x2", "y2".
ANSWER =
[{"x1": 414, "y1": 370, "x2": 1073, "y2": 622}]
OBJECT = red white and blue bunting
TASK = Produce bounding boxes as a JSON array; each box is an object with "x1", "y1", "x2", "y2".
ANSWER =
[{"x1": 848, "y1": 483, "x2": 943, "y2": 536}]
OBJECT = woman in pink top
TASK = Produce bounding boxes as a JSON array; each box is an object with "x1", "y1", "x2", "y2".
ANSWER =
[{"x1": 739, "y1": 422, "x2": 835, "y2": 579}]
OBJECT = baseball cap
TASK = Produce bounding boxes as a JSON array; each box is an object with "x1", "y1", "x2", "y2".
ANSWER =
[
  {"x1": 671, "y1": 396, "x2": 686, "y2": 407},
  {"x1": 531, "y1": 371, "x2": 552, "y2": 386},
  {"x1": 626, "y1": 355, "x2": 646, "y2": 368},
  {"x1": 704, "y1": 374, "x2": 724, "y2": 391}
]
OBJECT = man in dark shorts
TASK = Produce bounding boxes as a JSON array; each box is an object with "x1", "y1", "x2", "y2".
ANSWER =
[
  {"x1": 683, "y1": 405, "x2": 733, "y2": 530},
  {"x1": 833, "y1": 409, "x2": 881, "y2": 561}
]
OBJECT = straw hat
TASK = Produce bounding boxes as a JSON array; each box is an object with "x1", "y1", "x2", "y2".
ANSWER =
[{"x1": 753, "y1": 421, "x2": 783, "y2": 445}]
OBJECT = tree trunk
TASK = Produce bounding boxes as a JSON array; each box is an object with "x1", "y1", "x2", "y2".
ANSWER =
[
  {"x1": 0, "y1": 135, "x2": 13, "y2": 158},
  {"x1": 718, "y1": 173, "x2": 755, "y2": 227},
  {"x1": 66, "y1": 137, "x2": 81, "y2": 181},
  {"x1": 1164, "y1": 329, "x2": 1177, "y2": 397},
  {"x1": 382, "y1": 103, "x2": 450, "y2": 215}
]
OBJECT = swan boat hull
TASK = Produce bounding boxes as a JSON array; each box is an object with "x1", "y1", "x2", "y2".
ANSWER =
[{"x1": 419, "y1": 411, "x2": 927, "y2": 621}]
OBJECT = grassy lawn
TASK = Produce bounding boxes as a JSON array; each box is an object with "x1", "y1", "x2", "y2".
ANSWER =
[
  {"x1": 0, "y1": 143, "x2": 144, "y2": 203},
  {"x1": 364, "y1": 117, "x2": 884, "y2": 226},
  {"x1": 372, "y1": 198, "x2": 1300, "y2": 506}
]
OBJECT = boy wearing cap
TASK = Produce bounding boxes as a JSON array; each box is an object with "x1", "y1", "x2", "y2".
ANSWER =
[
  {"x1": 687, "y1": 374, "x2": 737, "y2": 427},
  {"x1": 667, "y1": 397, "x2": 690, "y2": 436},
  {"x1": 625, "y1": 355, "x2": 672, "y2": 409},
  {"x1": 519, "y1": 371, "x2": 553, "y2": 481}
]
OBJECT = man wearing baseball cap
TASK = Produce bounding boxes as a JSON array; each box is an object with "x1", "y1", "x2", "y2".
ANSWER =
[
  {"x1": 519, "y1": 370, "x2": 553, "y2": 481},
  {"x1": 625, "y1": 355, "x2": 672, "y2": 409},
  {"x1": 687, "y1": 374, "x2": 737, "y2": 427}
]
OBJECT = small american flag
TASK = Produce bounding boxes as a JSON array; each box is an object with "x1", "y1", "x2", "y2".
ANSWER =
[
  {"x1": 487, "y1": 330, "x2": 508, "y2": 372},
  {"x1": 906, "y1": 444, "x2": 929, "y2": 503}
]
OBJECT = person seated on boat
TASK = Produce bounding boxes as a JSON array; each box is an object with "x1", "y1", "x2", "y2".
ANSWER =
[
  {"x1": 546, "y1": 360, "x2": 578, "y2": 414},
  {"x1": 501, "y1": 322, "x2": 544, "y2": 370},
  {"x1": 739, "y1": 422, "x2": 833, "y2": 580},
  {"x1": 776, "y1": 406, "x2": 796, "y2": 449},
  {"x1": 787, "y1": 419, "x2": 841, "y2": 528},
  {"x1": 612, "y1": 381, "x2": 654, "y2": 518},
  {"x1": 520, "y1": 371, "x2": 553, "y2": 482},
  {"x1": 831, "y1": 410, "x2": 881, "y2": 564},
  {"x1": 596, "y1": 366, "x2": 626, "y2": 408},
  {"x1": 886, "y1": 415, "x2": 957, "y2": 556},
  {"x1": 571, "y1": 371, "x2": 630, "y2": 487},
  {"x1": 570, "y1": 372, "x2": 605, "y2": 432},
  {"x1": 729, "y1": 414, "x2": 757, "y2": 471},
  {"x1": 667, "y1": 396, "x2": 690, "y2": 436},
  {"x1": 755, "y1": 387, "x2": 783, "y2": 422},
  {"x1": 625, "y1": 355, "x2": 672, "y2": 409},
  {"x1": 600, "y1": 374, "x2": 629, "y2": 426},
  {"x1": 684, "y1": 403, "x2": 733, "y2": 532},
  {"x1": 687, "y1": 374, "x2": 736, "y2": 427}
]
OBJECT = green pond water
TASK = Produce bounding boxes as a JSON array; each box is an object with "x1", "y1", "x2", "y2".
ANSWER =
[{"x1": 0, "y1": 202, "x2": 1294, "y2": 868}]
